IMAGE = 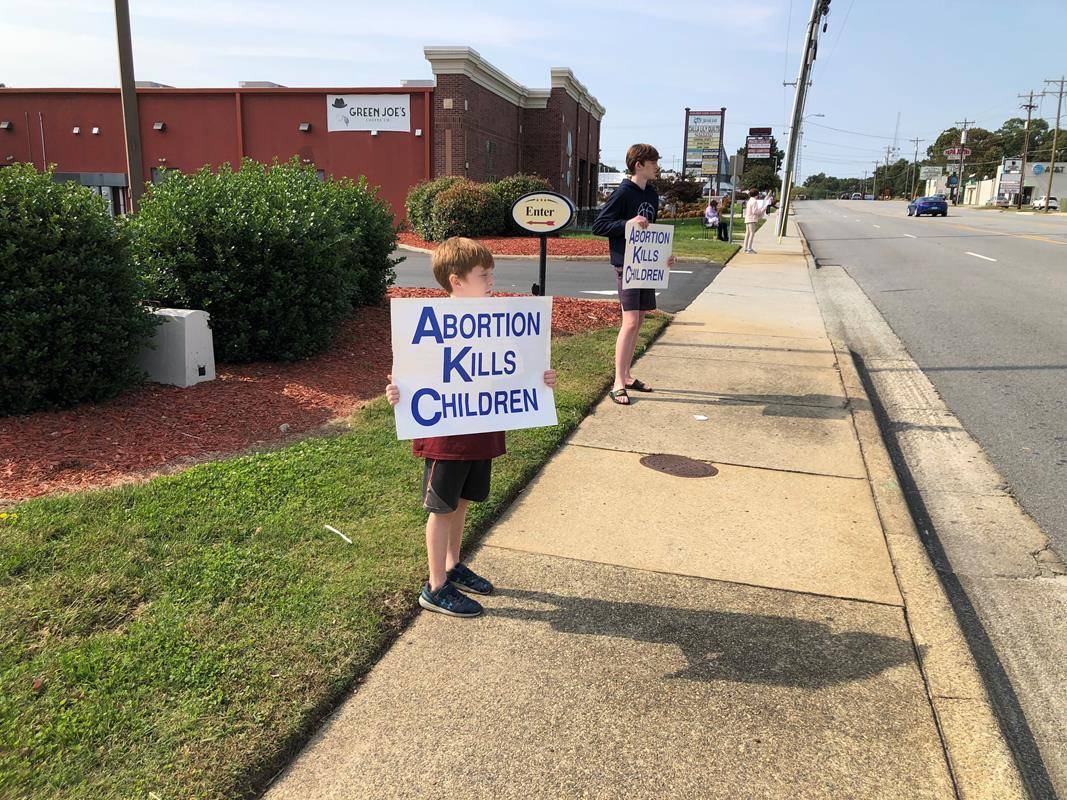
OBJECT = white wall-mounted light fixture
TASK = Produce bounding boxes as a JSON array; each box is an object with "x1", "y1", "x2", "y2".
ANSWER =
[
  {"x1": 91, "y1": 126, "x2": 100, "y2": 135},
  {"x1": 153, "y1": 121, "x2": 166, "y2": 132},
  {"x1": 370, "y1": 129, "x2": 379, "y2": 136},
  {"x1": 0, "y1": 121, "x2": 12, "y2": 130},
  {"x1": 157, "y1": 157, "x2": 167, "y2": 163},
  {"x1": 298, "y1": 122, "x2": 311, "y2": 132},
  {"x1": 72, "y1": 125, "x2": 81, "y2": 134},
  {"x1": 414, "y1": 128, "x2": 423, "y2": 137}
]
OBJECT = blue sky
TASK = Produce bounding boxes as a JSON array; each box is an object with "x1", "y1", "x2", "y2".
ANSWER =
[{"x1": 3, "y1": 0, "x2": 1065, "y2": 179}]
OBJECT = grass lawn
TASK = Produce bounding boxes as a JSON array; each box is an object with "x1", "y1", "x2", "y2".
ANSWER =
[
  {"x1": 564, "y1": 213, "x2": 764, "y2": 264},
  {"x1": 0, "y1": 316, "x2": 667, "y2": 800}
]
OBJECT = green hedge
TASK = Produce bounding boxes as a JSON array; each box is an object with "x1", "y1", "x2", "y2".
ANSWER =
[
  {"x1": 0, "y1": 165, "x2": 156, "y2": 416},
  {"x1": 490, "y1": 173, "x2": 551, "y2": 232},
  {"x1": 130, "y1": 158, "x2": 398, "y2": 363},
  {"x1": 429, "y1": 180, "x2": 505, "y2": 240},
  {"x1": 404, "y1": 176, "x2": 461, "y2": 240}
]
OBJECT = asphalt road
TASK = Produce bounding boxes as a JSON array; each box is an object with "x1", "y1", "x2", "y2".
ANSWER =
[
  {"x1": 392, "y1": 250, "x2": 723, "y2": 313},
  {"x1": 796, "y1": 199, "x2": 1067, "y2": 554}
]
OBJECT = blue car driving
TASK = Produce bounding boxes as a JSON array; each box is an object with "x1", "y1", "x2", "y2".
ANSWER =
[{"x1": 907, "y1": 196, "x2": 948, "y2": 217}]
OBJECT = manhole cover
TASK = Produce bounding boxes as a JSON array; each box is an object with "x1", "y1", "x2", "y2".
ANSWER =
[{"x1": 639, "y1": 453, "x2": 718, "y2": 478}]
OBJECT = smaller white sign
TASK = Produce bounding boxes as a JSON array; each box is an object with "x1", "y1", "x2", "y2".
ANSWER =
[
  {"x1": 511, "y1": 192, "x2": 574, "y2": 233},
  {"x1": 390, "y1": 297, "x2": 557, "y2": 440},
  {"x1": 622, "y1": 221, "x2": 674, "y2": 290},
  {"x1": 327, "y1": 94, "x2": 410, "y2": 132}
]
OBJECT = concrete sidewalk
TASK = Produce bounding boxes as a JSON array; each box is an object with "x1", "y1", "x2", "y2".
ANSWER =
[{"x1": 266, "y1": 221, "x2": 1023, "y2": 799}]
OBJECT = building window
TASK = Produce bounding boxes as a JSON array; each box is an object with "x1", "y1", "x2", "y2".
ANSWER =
[{"x1": 485, "y1": 140, "x2": 496, "y2": 183}]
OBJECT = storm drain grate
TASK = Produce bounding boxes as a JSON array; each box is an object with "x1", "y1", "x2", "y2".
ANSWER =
[{"x1": 639, "y1": 453, "x2": 718, "y2": 478}]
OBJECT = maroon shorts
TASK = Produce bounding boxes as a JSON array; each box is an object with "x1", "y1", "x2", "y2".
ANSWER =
[{"x1": 614, "y1": 266, "x2": 657, "y2": 312}]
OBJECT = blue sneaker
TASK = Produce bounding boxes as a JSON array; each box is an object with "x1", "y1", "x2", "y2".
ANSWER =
[
  {"x1": 419, "y1": 581, "x2": 483, "y2": 618},
  {"x1": 447, "y1": 562, "x2": 494, "y2": 596}
]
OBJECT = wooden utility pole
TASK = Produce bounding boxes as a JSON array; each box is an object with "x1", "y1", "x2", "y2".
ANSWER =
[
  {"x1": 1041, "y1": 77, "x2": 1065, "y2": 213},
  {"x1": 1016, "y1": 91, "x2": 1038, "y2": 209},
  {"x1": 777, "y1": 0, "x2": 832, "y2": 237},
  {"x1": 908, "y1": 137, "x2": 924, "y2": 198},
  {"x1": 953, "y1": 119, "x2": 974, "y2": 205},
  {"x1": 114, "y1": 0, "x2": 144, "y2": 212}
]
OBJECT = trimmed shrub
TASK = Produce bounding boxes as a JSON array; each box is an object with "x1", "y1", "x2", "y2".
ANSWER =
[
  {"x1": 489, "y1": 173, "x2": 552, "y2": 230},
  {"x1": 130, "y1": 158, "x2": 397, "y2": 363},
  {"x1": 404, "y1": 176, "x2": 462, "y2": 240},
  {"x1": 0, "y1": 164, "x2": 156, "y2": 416},
  {"x1": 429, "y1": 180, "x2": 505, "y2": 240},
  {"x1": 323, "y1": 175, "x2": 400, "y2": 307}
]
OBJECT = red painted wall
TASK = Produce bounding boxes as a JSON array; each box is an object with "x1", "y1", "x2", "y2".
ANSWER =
[{"x1": 0, "y1": 87, "x2": 432, "y2": 220}]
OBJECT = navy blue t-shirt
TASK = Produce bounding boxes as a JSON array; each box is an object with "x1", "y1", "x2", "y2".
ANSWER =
[{"x1": 591, "y1": 178, "x2": 659, "y2": 266}]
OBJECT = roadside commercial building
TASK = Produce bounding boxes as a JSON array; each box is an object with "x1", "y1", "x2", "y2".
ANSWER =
[
  {"x1": 924, "y1": 158, "x2": 1066, "y2": 207},
  {"x1": 0, "y1": 47, "x2": 604, "y2": 220}
]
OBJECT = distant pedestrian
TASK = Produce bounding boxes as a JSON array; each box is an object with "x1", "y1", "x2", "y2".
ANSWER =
[
  {"x1": 742, "y1": 188, "x2": 774, "y2": 254},
  {"x1": 592, "y1": 143, "x2": 677, "y2": 406},
  {"x1": 717, "y1": 194, "x2": 732, "y2": 241}
]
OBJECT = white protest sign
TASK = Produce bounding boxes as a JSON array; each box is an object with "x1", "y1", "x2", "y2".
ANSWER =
[
  {"x1": 622, "y1": 221, "x2": 674, "y2": 290},
  {"x1": 390, "y1": 296, "x2": 557, "y2": 440},
  {"x1": 326, "y1": 94, "x2": 410, "y2": 132}
]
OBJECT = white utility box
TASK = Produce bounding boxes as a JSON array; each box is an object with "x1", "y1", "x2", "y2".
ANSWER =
[{"x1": 136, "y1": 308, "x2": 216, "y2": 387}]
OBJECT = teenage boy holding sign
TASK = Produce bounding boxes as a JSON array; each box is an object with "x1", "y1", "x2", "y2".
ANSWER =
[
  {"x1": 385, "y1": 238, "x2": 558, "y2": 618},
  {"x1": 591, "y1": 143, "x2": 676, "y2": 406}
]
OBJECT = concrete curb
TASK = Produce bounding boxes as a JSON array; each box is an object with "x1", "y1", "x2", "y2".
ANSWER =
[
  {"x1": 395, "y1": 242, "x2": 725, "y2": 264},
  {"x1": 795, "y1": 240, "x2": 1029, "y2": 798}
]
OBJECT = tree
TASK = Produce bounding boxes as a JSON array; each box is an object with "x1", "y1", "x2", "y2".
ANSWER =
[
  {"x1": 654, "y1": 173, "x2": 704, "y2": 204},
  {"x1": 740, "y1": 164, "x2": 781, "y2": 193}
]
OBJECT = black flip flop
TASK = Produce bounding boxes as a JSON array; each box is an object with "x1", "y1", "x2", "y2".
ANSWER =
[
  {"x1": 626, "y1": 379, "x2": 653, "y2": 392},
  {"x1": 609, "y1": 388, "x2": 630, "y2": 405}
]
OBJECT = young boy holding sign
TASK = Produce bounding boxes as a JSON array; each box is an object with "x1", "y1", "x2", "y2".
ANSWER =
[
  {"x1": 385, "y1": 238, "x2": 557, "y2": 618},
  {"x1": 591, "y1": 143, "x2": 675, "y2": 406}
]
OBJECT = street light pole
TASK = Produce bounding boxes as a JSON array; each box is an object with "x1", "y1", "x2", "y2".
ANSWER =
[{"x1": 114, "y1": 0, "x2": 144, "y2": 213}]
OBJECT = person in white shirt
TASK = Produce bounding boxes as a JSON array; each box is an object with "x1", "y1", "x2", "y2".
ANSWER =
[{"x1": 742, "y1": 189, "x2": 775, "y2": 254}]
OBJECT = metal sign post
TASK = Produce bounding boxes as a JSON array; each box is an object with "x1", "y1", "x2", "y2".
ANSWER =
[{"x1": 511, "y1": 191, "x2": 576, "y2": 296}]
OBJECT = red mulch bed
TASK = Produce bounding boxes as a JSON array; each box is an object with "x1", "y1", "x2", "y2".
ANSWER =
[
  {"x1": 1, "y1": 289, "x2": 625, "y2": 504},
  {"x1": 398, "y1": 231, "x2": 608, "y2": 257}
]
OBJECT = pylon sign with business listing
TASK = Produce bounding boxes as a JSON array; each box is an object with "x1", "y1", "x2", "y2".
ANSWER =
[
  {"x1": 684, "y1": 109, "x2": 723, "y2": 177},
  {"x1": 746, "y1": 127, "x2": 773, "y2": 159}
]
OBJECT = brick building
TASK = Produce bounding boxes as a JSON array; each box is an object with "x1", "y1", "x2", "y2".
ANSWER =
[{"x1": 0, "y1": 47, "x2": 603, "y2": 220}]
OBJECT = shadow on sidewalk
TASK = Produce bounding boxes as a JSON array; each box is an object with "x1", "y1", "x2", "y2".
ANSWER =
[
  {"x1": 624, "y1": 390, "x2": 866, "y2": 419},
  {"x1": 492, "y1": 588, "x2": 915, "y2": 688}
]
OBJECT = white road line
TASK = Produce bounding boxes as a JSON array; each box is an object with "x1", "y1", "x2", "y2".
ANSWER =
[
  {"x1": 873, "y1": 224, "x2": 881, "y2": 229},
  {"x1": 671, "y1": 270, "x2": 693, "y2": 274},
  {"x1": 965, "y1": 251, "x2": 997, "y2": 262},
  {"x1": 581, "y1": 290, "x2": 618, "y2": 295},
  {"x1": 904, "y1": 233, "x2": 917, "y2": 238}
]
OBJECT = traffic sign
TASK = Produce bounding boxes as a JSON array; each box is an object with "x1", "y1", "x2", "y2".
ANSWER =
[
  {"x1": 946, "y1": 175, "x2": 959, "y2": 187},
  {"x1": 943, "y1": 147, "x2": 972, "y2": 157}
]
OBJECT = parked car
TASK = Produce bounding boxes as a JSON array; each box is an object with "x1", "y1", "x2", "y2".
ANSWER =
[
  {"x1": 1031, "y1": 196, "x2": 1060, "y2": 210},
  {"x1": 907, "y1": 196, "x2": 948, "y2": 217},
  {"x1": 850, "y1": 192, "x2": 863, "y2": 200},
  {"x1": 863, "y1": 194, "x2": 875, "y2": 200},
  {"x1": 839, "y1": 193, "x2": 851, "y2": 200}
]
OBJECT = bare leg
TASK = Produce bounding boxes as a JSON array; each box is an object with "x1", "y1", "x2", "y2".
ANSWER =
[
  {"x1": 426, "y1": 508, "x2": 458, "y2": 591},
  {"x1": 614, "y1": 309, "x2": 645, "y2": 400},
  {"x1": 445, "y1": 498, "x2": 470, "y2": 572}
]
